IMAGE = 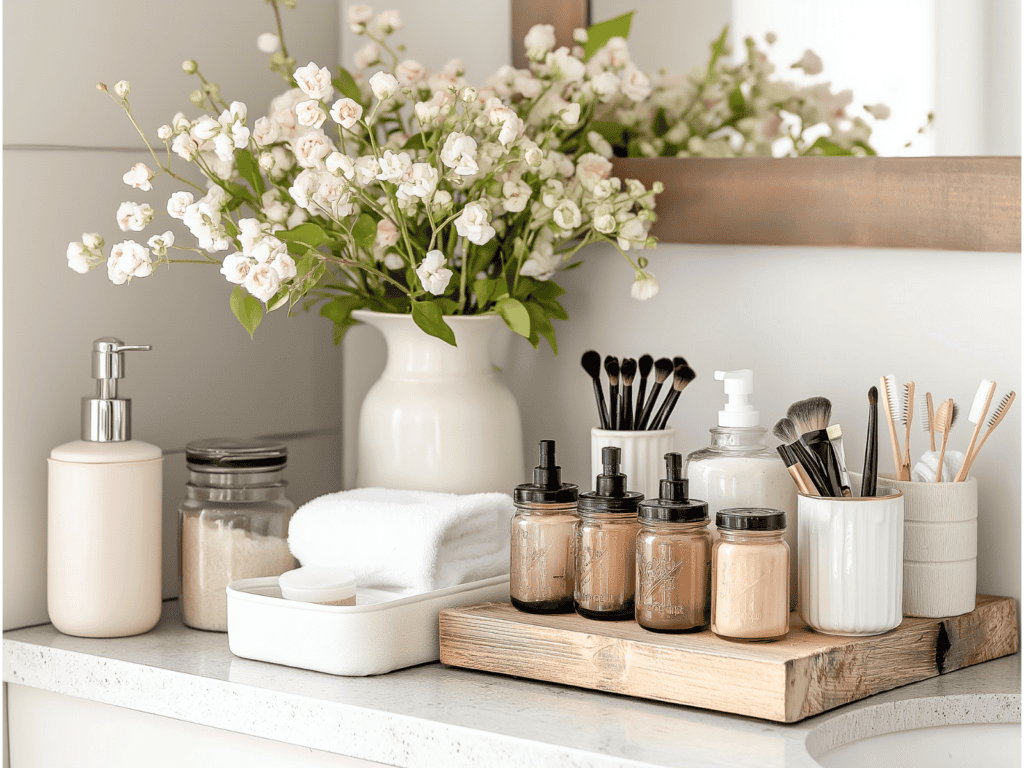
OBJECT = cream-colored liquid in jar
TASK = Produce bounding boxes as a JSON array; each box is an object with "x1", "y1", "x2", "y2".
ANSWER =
[
  {"x1": 712, "y1": 537, "x2": 789, "y2": 640},
  {"x1": 688, "y1": 456, "x2": 798, "y2": 607}
]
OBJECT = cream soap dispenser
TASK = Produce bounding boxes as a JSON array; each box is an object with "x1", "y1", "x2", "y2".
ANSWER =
[
  {"x1": 684, "y1": 369, "x2": 798, "y2": 607},
  {"x1": 47, "y1": 337, "x2": 163, "y2": 637}
]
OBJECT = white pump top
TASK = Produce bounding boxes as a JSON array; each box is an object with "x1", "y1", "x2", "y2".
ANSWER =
[{"x1": 714, "y1": 369, "x2": 759, "y2": 427}]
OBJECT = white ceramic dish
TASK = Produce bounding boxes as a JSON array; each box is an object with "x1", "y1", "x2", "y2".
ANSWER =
[{"x1": 227, "y1": 574, "x2": 509, "y2": 676}]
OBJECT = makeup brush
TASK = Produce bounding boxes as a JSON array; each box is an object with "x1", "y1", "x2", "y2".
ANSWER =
[
  {"x1": 788, "y1": 397, "x2": 848, "y2": 496},
  {"x1": 934, "y1": 399, "x2": 954, "y2": 482},
  {"x1": 620, "y1": 358, "x2": 637, "y2": 431},
  {"x1": 861, "y1": 386, "x2": 878, "y2": 497},
  {"x1": 581, "y1": 350, "x2": 610, "y2": 430},
  {"x1": 899, "y1": 381, "x2": 915, "y2": 480},
  {"x1": 636, "y1": 357, "x2": 673, "y2": 430},
  {"x1": 673, "y1": 356, "x2": 688, "y2": 370},
  {"x1": 776, "y1": 443, "x2": 819, "y2": 496},
  {"x1": 650, "y1": 365, "x2": 696, "y2": 430},
  {"x1": 634, "y1": 354, "x2": 653, "y2": 429},
  {"x1": 920, "y1": 392, "x2": 936, "y2": 452},
  {"x1": 959, "y1": 391, "x2": 1016, "y2": 480},
  {"x1": 954, "y1": 379, "x2": 997, "y2": 482},
  {"x1": 879, "y1": 374, "x2": 904, "y2": 478},
  {"x1": 604, "y1": 356, "x2": 620, "y2": 430},
  {"x1": 773, "y1": 417, "x2": 832, "y2": 496}
]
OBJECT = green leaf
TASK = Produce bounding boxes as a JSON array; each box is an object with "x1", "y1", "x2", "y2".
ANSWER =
[
  {"x1": 525, "y1": 301, "x2": 557, "y2": 354},
  {"x1": 709, "y1": 25, "x2": 730, "y2": 69},
  {"x1": 235, "y1": 149, "x2": 266, "y2": 197},
  {"x1": 229, "y1": 286, "x2": 263, "y2": 338},
  {"x1": 853, "y1": 139, "x2": 878, "y2": 156},
  {"x1": 653, "y1": 108, "x2": 670, "y2": 138},
  {"x1": 530, "y1": 280, "x2": 566, "y2": 301},
  {"x1": 332, "y1": 66, "x2": 362, "y2": 104},
  {"x1": 589, "y1": 120, "x2": 626, "y2": 148},
  {"x1": 320, "y1": 295, "x2": 366, "y2": 345},
  {"x1": 402, "y1": 132, "x2": 436, "y2": 151},
  {"x1": 266, "y1": 287, "x2": 290, "y2": 312},
  {"x1": 279, "y1": 222, "x2": 329, "y2": 248},
  {"x1": 352, "y1": 213, "x2": 377, "y2": 251},
  {"x1": 473, "y1": 278, "x2": 496, "y2": 306},
  {"x1": 728, "y1": 86, "x2": 745, "y2": 114},
  {"x1": 583, "y1": 11, "x2": 634, "y2": 61},
  {"x1": 808, "y1": 136, "x2": 854, "y2": 156},
  {"x1": 495, "y1": 297, "x2": 531, "y2": 339},
  {"x1": 411, "y1": 300, "x2": 457, "y2": 346}
]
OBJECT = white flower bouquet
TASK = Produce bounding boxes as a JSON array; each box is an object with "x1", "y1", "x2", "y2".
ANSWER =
[
  {"x1": 598, "y1": 26, "x2": 908, "y2": 159},
  {"x1": 67, "y1": 3, "x2": 662, "y2": 350}
]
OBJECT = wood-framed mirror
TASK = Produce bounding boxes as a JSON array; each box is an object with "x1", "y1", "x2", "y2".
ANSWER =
[{"x1": 510, "y1": 0, "x2": 1021, "y2": 252}]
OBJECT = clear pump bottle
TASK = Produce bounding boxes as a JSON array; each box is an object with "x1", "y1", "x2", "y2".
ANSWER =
[
  {"x1": 510, "y1": 440, "x2": 579, "y2": 614},
  {"x1": 47, "y1": 338, "x2": 163, "y2": 638},
  {"x1": 684, "y1": 369, "x2": 798, "y2": 607}
]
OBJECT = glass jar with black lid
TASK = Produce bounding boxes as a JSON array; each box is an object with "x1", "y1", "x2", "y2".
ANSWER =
[{"x1": 178, "y1": 438, "x2": 297, "y2": 632}]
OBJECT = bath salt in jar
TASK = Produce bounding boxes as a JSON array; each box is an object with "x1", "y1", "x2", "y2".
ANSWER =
[
  {"x1": 712, "y1": 508, "x2": 789, "y2": 642},
  {"x1": 179, "y1": 439, "x2": 297, "y2": 632}
]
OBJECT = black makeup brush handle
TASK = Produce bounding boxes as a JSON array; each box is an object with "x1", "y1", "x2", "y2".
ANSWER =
[
  {"x1": 800, "y1": 434, "x2": 843, "y2": 496},
  {"x1": 862, "y1": 400, "x2": 878, "y2": 497},
  {"x1": 622, "y1": 385, "x2": 634, "y2": 431},
  {"x1": 609, "y1": 384, "x2": 619, "y2": 430},
  {"x1": 592, "y1": 379, "x2": 610, "y2": 430},
  {"x1": 791, "y1": 440, "x2": 832, "y2": 496},
  {"x1": 635, "y1": 379, "x2": 648, "y2": 427},
  {"x1": 649, "y1": 387, "x2": 676, "y2": 431},
  {"x1": 636, "y1": 382, "x2": 663, "y2": 430}
]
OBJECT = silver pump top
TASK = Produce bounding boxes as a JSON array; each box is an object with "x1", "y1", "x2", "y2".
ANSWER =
[{"x1": 81, "y1": 337, "x2": 152, "y2": 442}]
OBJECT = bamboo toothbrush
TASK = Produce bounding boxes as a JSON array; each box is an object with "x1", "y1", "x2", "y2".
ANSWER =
[
  {"x1": 581, "y1": 351, "x2": 610, "y2": 429},
  {"x1": 879, "y1": 374, "x2": 903, "y2": 478},
  {"x1": 934, "y1": 399, "x2": 954, "y2": 482},
  {"x1": 899, "y1": 381, "x2": 915, "y2": 480},
  {"x1": 954, "y1": 379, "x2": 996, "y2": 482},
  {"x1": 650, "y1": 364, "x2": 696, "y2": 430},
  {"x1": 956, "y1": 387, "x2": 1012, "y2": 481},
  {"x1": 605, "y1": 356, "x2": 620, "y2": 430},
  {"x1": 636, "y1": 358, "x2": 673, "y2": 430},
  {"x1": 634, "y1": 354, "x2": 653, "y2": 428},
  {"x1": 620, "y1": 358, "x2": 637, "y2": 431},
  {"x1": 920, "y1": 392, "x2": 936, "y2": 451}
]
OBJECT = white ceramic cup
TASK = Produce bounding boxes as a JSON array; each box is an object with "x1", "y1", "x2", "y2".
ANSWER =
[
  {"x1": 590, "y1": 428, "x2": 675, "y2": 500},
  {"x1": 797, "y1": 477, "x2": 904, "y2": 636},
  {"x1": 881, "y1": 474, "x2": 978, "y2": 618}
]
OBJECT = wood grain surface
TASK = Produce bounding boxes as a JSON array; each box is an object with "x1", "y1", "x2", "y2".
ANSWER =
[
  {"x1": 510, "y1": 0, "x2": 589, "y2": 69},
  {"x1": 612, "y1": 157, "x2": 1022, "y2": 253},
  {"x1": 438, "y1": 595, "x2": 1018, "y2": 723}
]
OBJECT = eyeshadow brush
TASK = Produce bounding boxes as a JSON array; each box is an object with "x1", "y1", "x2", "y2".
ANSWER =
[
  {"x1": 604, "y1": 356, "x2": 620, "y2": 430},
  {"x1": 650, "y1": 364, "x2": 696, "y2": 430},
  {"x1": 636, "y1": 357, "x2": 673, "y2": 430},
  {"x1": 620, "y1": 358, "x2": 637, "y2": 431},
  {"x1": 788, "y1": 397, "x2": 849, "y2": 496},
  {"x1": 861, "y1": 386, "x2": 878, "y2": 497},
  {"x1": 633, "y1": 354, "x2": 653, "y2": 430},
  {"x1": 773, "y1": 418, "x2": 832, "y2": 496},
  {"x1": 581, "y1": 350, "x2": 610, "y2": 429},
  {"x1": 776, "y1": 443, "x2": 819, "y2": 496}
]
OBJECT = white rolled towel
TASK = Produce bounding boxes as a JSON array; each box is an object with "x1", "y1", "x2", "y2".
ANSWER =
[
  {"x1": 911, "y1": 450, "x2": 967, "y2": 483},
  {"x1": 288, "y1": 487, "x2": 514, "y2": 593}
]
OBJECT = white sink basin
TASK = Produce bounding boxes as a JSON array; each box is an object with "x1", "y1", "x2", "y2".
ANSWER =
[{"x1": 817, "y1": 721, "x2": 1021, "y2": 767}]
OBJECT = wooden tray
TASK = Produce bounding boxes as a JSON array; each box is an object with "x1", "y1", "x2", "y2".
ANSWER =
[{"x1": 439, "y1": 595, "x2": 1018, "y2": 723}]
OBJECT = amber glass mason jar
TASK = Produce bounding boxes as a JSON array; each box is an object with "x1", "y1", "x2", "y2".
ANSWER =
[{"x1": 510, "y1": 440, "x2": 579, "y2": 614}]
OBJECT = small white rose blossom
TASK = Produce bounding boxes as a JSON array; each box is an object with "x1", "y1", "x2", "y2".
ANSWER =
[
  {"x1": 559, "y1": 102, "x2": 581, "y2": 127},
  {"x1": 147, "y1": 231, "x2": 174, "y2": 256},
  {"x1": 250, "y1": 236, "x2": 287, "y2": 265},
  {"x1": 374, "y1": 9, "x2": 402, "y2": 34},
  {"x1": 257, "y1": 32, "x2": 280, "y2": 53},
  {"x1": 330, "y1": 98, "x2": 363, "y2": 129},
  {"x1": 454, "y1": 202, "x2": 496, "y2": 245},
  {"x1": 587, "y1": 130, "x2": 614, "y2": 158},
  {"x1": 353, "y1": 155, "x2": 379, "y2": 185},
  {"x1": 293, "y1": 62, "x2": 335, "y2": 101},
  {"x1": 631, "y1": 272, "x2": 660, "y2": 300},
  {"x1": 575, "y1": 152, "x2": 613, "y2": 190},
  {"x1": 397, "y1": 162, "x2": 438, "y2": 199},
  {"x1": 546, "y1": 47, "x2": 585, "y2": 82},
  {"x1": 460, "y1": 86, "x2": 478, "y2": 103},
  {"x1": 83, "y1": 232, "x2": 103, "y2": 249},
  {"x1": 502, "y1": 178, "x2": 531, "y2": 213},
  {"x1": 383, "y1": 252, "x2": 404, "y2": 270},
  {"x1": 325, "y1": 151, "x2": 355, "y2": 179},
  {"x1": 552, "y1": 199, "x2": 582, "y2": 231},
  {"x1": 589, "y1": 71, "x2": 620, "y2": 102},
  {"x1": 269, "y1": 252, "x2": 297, "y2": 281},
  {"x1": 865, "y1": 103, "x2": 891, "y2": 120},
  {"x1": 291, "y1": 128, "x2": 333, "y2": 168},
  {"x1": 192, "y1": 116, "x2": 220, "y2": 141},
  {"x1": 122, "y1": 162, "x2": 154, "y2": 191},
  {"x1": 431, "y1": 190, "x2": 453, "y2": 213},
  {"x1": 354, "y1": 41, "x2": 380, "y2": 70},
  {"x1": 524, "y1": 24, "x2": 556, "y2": 60},
  {"x1": 592, "y1": 204, "x2": 617, "y2": 234},
  {"x1": 348, "y1": 4, "x2": 374, "y2": 31},
  {"x1": 616, "y1": 217, "x2": 648, "y2": 250},
  {"x1": 573, "y1": 28, "x2": 588, "y2": 44},
  {"x1": 116, "y1": 201, "x2": 154, "y2": 232},
  {"x1": 295, "y1": 99, "x2": 328, "y2": 129},
  {"x1": 520, "y1": 241, "x2": 560, "y2": 281},
  {"x1": 114, "y1": 80, "x2": 130, "y2": 98},
  {"x1": 415, "y1": 250, "x2": 453, "y2": 295},
  {"x1": 396, "y1": 59, "x2": 428, "y2": 86},
  {"x1": 375, "y1": 149, "x2": 412, "y2": 182},
  {"x1": 794, "y1": 49, "x2": 823, "y2": 75},
  {"x1": 440, "y1": 132, "x2": 479, "y2": 176},
  {"x1": 376, "y1": 218, "x2": 400, "y2": 249},
  {"x1": 244, "y1": 262, "x2": 281, "y2": 302},
  {"x1": 157, "y1": 124, "x2": 172, "y2": 141},
  {"x1": 167, "y1": 191, "x2": 194, "y2": 220},
  {"x1": 619, "y1": 63, "x2": 652, "y2": 102},
  {"x1": 252, "y1": 116, "x2": 282, "y2": 146},
  {"x1": 369, "y1": 71, "x2": 399, "y2": 100},
  {"x1": 524, "y1": 146, "x2": 544, "y2": 168},
  {"x1": 66, "y1": 242, "x2": 94, "y2": 273},
  {"x1": 107, "y1": 240, "x2": 152, "y2": 284},
  {"x1": 171, "y1": 132, "x2": 199, "y2": 160}
]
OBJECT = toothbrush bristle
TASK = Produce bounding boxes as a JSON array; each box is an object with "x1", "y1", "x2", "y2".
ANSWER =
[
  {"x1": 987, "y1": 392, "x2": 1015, "y2": 427},
  {"x1": 900, "y1": 382, "x2": 914, "y2": 424},
  {"x1": 935, "y1": 401, "x2": 951, "y2": 431},
  {"x1": 884, "y1": 374, "x2": 902, "y2": 420},
  {"x1": 918, "y1": 394, "x2": 931, "y2": 431},
  {"x1": 968, "y1": 379, "x2": 994, "y2": 423},
  {"x1": 949, "y1": 402, "x2": 959, "y2": 429}
]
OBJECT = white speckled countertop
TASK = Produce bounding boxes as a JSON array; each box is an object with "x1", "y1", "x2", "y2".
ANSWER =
[{"x1": 3, "y1": 601, "x2": 1020, "y2": 768}]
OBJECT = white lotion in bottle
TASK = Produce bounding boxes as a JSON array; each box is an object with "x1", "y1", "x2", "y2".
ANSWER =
[
  {"x1": 684, "y1": 369, "x2": 798, "y2": 608},
  {"x1": 47, "y1": 337, "x2": 163, "y2": 637}
]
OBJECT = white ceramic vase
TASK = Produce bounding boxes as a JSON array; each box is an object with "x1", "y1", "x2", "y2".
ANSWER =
[{"x1": 353, "y1": 310, "x2": 524, "y2": 494}]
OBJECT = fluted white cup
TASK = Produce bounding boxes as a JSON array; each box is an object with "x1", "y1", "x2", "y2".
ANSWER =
[
  {"x1": 590, "y1": 428, "x2": 675, "y2": 500},
  {"x1": 798, "y1": 478, "x2": 904, "y2": 636}
]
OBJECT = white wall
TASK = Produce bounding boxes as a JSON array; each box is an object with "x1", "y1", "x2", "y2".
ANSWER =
[{"x1": 3, "y1": 0, "x2": 344, "y2": 631}]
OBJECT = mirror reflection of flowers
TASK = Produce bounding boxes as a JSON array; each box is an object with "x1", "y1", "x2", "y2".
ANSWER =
[{"x1": 66, "y1": 2, "x2": 663, "y2": 349}]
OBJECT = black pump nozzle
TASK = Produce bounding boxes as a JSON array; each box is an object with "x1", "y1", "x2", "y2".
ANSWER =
[
  {"x1": 532, "y1": 439, "x2": 561, "y2": 489},
  {"x1": 659, "y1": 452, "x2": 688, "y2": 502},
  {"x1": 595, "y1": 446, "x2": 627, "y2": 497}
]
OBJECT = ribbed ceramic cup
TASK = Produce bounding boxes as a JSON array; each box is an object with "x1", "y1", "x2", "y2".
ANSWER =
[
  {"x1": 797, "y1": 478, "x2": 904, "y2": 636},
  {"x1": 590, "y1": 428, "x2": 675, "y2": 500},
  {"x1": 881, "y1": 474, "x2": 977, "y2": 618}
]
